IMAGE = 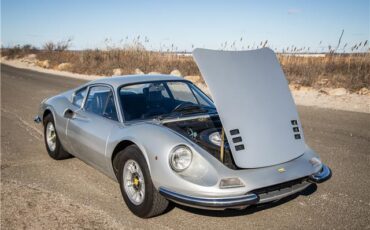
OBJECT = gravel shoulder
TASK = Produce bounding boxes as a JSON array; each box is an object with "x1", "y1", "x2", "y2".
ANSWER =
[{"x1": 1, "y1": 180, "x2": 124, "y2": 230}]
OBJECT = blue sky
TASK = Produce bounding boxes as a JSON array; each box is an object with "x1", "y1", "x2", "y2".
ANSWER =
[{"x1": 1, "y1": 0, "x2": 369, "y2": 52}]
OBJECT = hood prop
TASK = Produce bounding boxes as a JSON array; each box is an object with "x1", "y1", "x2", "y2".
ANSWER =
[{"x1": 220, "y1": 128, "x2": 225, "y2": 163}]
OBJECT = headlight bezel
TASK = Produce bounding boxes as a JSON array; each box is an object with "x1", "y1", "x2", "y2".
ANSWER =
[{"x1": 169, "y1": 145, "x2": 193, "y2": 172}]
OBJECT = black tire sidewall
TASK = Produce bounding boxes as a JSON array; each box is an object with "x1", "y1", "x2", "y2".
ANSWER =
[
  {"x1": 43, "y1": 114, "x2": 61, "y2": 159},
  {"x1": 116, "y1": 145, "x2": 156, "y2": 218}
]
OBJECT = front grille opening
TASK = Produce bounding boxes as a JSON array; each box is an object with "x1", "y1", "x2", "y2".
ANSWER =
[{"x1": 251, "y1": 177, "x2": 309, "y2": 195}]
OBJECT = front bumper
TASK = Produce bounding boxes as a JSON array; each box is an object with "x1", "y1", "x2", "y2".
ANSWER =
[
  {"x1": 160, "y1": 164, "x2": 331, "y2": 210},
  {"x1": 159, "y1": 187, "x2": 259, "y2": 209}
]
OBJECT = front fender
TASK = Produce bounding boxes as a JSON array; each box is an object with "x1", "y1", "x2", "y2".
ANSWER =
[
  {"x1": 105, "y1": 122, "x2": 220, "y2": 187},
  {"x1": 105, "y1": 122, "x2": 325, "y2": 199}
]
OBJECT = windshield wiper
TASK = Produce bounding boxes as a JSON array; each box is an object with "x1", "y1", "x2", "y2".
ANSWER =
[
  {"x1": 174, "y1": 104, "x2": 206, "y2": 112},
  {"x1": 157, "y1": 105, "x2": 214, "y2": 121}
]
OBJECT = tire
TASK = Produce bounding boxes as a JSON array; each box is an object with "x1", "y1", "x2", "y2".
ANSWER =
[
  {"x1": 43, "y1": 113, "x2": 71, "y2": 160},
  {"x1": 115, "y1": 145, "x2": 169, "y2": 218}
]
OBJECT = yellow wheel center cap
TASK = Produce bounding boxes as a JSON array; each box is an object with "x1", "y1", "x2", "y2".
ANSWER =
[{"x1": 133, "y1": 177, "x2": 139, "y2": 186}]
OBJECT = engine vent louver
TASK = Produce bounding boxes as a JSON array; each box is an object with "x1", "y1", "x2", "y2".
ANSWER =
[
  {"x1": 291, "y1": 120, "x2": 301, "y2": 139},
  {"x1": 232, "y1": 136, "x2": 242, "y2": 143},
  {"x1": 230, "y1": 129, "x2": 240, "y2": 135},
  {"x1": 230, "y1": 129, "x2": 245, "y2": 151},
  {"x1": 235, "y1": 144, "x2": 245, "y2": 151}
]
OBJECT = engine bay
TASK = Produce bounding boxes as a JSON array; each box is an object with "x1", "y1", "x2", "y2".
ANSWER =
[{"x1": 163, "y1": 115, "x2": 237, "y2": 169}]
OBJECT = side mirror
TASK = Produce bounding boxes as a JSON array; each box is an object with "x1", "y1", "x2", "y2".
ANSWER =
[{"x1": 64, "y1": 109, "x2": 75, "y2": 119}]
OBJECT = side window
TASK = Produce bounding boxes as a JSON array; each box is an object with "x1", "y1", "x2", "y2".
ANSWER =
[
  {"x1": 84, "y1": 86, "x2": 118, "y2": 121},
  {"x1": 72, "y1": 87, "x2": 87, "y2": 107}
]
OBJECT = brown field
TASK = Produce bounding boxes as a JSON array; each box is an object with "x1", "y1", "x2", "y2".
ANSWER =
[{"x1": 1, "y1": 44, "x2": 369, "y2": 92}]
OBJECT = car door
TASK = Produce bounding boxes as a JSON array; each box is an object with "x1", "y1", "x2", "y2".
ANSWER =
[{"x1": 66, "y1": 85, "x2": 120, "y2": 172}]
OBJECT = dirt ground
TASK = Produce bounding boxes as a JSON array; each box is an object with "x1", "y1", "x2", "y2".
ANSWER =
[{"x1": 1, "y1": 180, "x2": 123, "y2": 229}]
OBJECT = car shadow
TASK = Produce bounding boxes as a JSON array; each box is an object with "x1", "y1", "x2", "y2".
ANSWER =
[{"x1": 171, "y1": 183, "x2": 317, "y2": 217}]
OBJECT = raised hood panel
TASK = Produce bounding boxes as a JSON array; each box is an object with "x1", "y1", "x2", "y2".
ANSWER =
[{"x1": 193, "y1": 48, "x2": 306, "y2": 168}]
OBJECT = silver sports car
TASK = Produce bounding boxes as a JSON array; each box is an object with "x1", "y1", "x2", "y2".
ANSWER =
[{"x1": 34, "y1": 48, "x2": 331, "y2": 218}]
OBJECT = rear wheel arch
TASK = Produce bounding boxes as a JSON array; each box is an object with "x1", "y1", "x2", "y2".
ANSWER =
[
  {"x1": 42, "y1": 107, "x2": 58, "y2": 125},
  {"x1": 43, "y1": 109, "x2": 52, "y2": 125},
  {"x1": 43, "y1": 112, "x2": 71, "y2": 160}
]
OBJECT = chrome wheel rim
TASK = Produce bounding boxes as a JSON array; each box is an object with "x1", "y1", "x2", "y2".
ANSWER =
[
  {"x1": 46, "y1": 122, "x2": 56, "y2": 151},
  {"x1": 123, "y1": 159, "x2": 145, "y2": 205}
]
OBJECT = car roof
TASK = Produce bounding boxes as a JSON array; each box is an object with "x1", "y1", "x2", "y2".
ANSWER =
[{"x1": 87, "y1": 74, "x2": 186, "y2": 89}]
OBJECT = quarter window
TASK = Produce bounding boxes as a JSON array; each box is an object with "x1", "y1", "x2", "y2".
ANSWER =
[
  {"x1": 72, "y1": 87, "x2": 87, "y2": 107},
  {"x1": 84, "y1": 86, "x2": 118, "y2": 121}
]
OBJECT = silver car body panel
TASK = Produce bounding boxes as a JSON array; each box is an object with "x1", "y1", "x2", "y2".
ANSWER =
[
  {"x1": 36, "y1": 59, "x2": 330, "y2": 210},
  {"x1": 193, "y1": 48, "x2": 306, "y2": 168}
]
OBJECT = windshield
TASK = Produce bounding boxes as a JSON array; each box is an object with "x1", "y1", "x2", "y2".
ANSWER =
[{"x1": 119, "y1": 81, "x2": 215, "y2": 121}]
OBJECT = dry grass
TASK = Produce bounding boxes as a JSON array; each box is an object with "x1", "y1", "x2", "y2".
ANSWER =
[
  {"x1": 1, "y1": 43, "x2": 369, "y2": 92},
  {"x1": 36, "y1": 49, "x2": 199, "y2": 76},
  {"x1": 280, "y1": 54, "x2": 370, "y2": 91}
]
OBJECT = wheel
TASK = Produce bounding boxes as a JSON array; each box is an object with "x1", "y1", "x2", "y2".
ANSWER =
[
  {"x1": 43, "y1": 114, "x2": 71, "y2": 160},
  {"x1": 115, "y1": 145, "x2": 169, "y2": 218}
]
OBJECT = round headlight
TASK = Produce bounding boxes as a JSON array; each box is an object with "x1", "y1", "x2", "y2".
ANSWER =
[{"x1": 170, "y1": 145, "x2": 193, "y2": 172}]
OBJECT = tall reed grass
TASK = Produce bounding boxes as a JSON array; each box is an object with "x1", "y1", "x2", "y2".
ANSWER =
[{"x1": 1, "y1": 39, "x2": 369, "y2": 91}]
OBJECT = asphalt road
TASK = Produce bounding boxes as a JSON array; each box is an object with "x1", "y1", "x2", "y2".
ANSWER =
[{"x1": 1, "y1": 64, "x2": 370, "y2": 229}]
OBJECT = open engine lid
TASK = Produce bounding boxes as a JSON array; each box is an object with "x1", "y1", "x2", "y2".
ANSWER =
[{"x1": 193, "y1": 48, "x2": 306, "y2": 168}]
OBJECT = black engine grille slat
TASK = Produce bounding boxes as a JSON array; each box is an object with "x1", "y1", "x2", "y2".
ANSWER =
[{"x1": 251, "y1": 177, "x2": 309, "y2": 195}]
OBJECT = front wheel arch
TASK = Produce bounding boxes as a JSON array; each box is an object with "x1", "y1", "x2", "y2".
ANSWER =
[
  {"x1": 111, "y1": 139, "x2": 153, "y2": 178},
  {"x1": 112, "y1": 140, "x2": 139, "y2": 177},
  {"x1": 115, "y1": 145, "x2": 169, "y2": 217}
]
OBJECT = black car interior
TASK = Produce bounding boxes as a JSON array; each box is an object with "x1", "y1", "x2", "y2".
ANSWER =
[
  {"x1": 120, "y1": 89, "x2": 174, "y2": 120},
  {"x1": 120, "y1": 84, "x2": 184, "y2": 121}
]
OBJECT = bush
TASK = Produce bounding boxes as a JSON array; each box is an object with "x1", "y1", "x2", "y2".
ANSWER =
[
  {"x1": 1, "y1": 41, "x2": 369, "y2": 91},
  {"x1": 1, "y1": 44, "x2": 38, "y2": 58},
  {"x1": 43, "y1": 39, "x2": 72, "y2": 52}
]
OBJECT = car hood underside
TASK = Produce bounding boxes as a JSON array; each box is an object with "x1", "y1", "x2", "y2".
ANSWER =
[{"x1": 192, "y1": 48, "x2": 306, "y2": 168}]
